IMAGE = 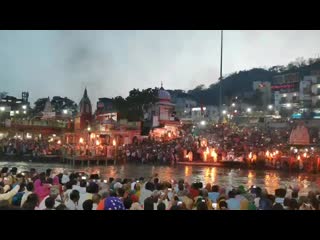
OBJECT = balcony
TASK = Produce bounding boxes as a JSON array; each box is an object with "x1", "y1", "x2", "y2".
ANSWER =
[{"x1": 279, "y1": 98, "x2": 299, "y2": 104}]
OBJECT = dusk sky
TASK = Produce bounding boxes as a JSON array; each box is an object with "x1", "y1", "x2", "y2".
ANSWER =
[{"x1": 1, "y1": 30, "x2": 320, "y2": 109}]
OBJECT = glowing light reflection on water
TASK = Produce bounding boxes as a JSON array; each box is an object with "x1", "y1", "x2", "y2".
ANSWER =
[{"x1": 1, "y1": 162, "x2": 319, "y2": 195}]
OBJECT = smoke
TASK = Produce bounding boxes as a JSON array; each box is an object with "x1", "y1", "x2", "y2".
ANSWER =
[{"x1": 56, "y1": 30, "x2": 118, "y2": 110}]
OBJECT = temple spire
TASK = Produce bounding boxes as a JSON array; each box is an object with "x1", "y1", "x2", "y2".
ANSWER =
[
  {"x1": 84, "y1": 87, "x2": 88, "y2": 97},
  {"x1": 160, "y1": 81, "x2": 164, "y2": 90}
]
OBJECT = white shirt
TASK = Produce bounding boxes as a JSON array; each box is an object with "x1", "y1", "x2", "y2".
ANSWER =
[
  {"x1": 20, "y1": 190, "x2": 33, "y2": 207},
  {"x1": 77, "y1": 188, "x2": 93, "y2": 210},
  {"x1": 61, "y1": 175, "x2": 70, "y2": 184},
  {"x1": 65, "y1": 200, "x2": 78, "y2": 210},
  {"x1": 38, "y1": 195, "x2": 62, "y2": 210}
]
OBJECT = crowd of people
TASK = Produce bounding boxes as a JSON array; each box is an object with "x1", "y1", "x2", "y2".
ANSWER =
[
  {"x1": 0, "y1": 138, "x2": 61, "y2": 157},
  {"x1": 1, "y1": 166, "x2": 320, "y2": 210},
  {"x1": 115, "y1": 123, "x2": 320, "y2": 173}
]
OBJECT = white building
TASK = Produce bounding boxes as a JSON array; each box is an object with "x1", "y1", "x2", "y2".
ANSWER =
[
  {"x1": 191, "y1": 105, "x2": 219, "y2": 123},
  {"x1": 274, "y1": 91, "x2": 299, "y2": 111},
  {"x1": 173, "y1": 97, "x2": 197, "y2": 119},
  {"x1": 298, "y1": 75, "x2": 320, "y2": 108}
]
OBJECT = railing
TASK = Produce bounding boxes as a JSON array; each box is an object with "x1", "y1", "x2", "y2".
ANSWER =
[{"x1": 9, "y1": 120, "x2": 67, "y2": 128}]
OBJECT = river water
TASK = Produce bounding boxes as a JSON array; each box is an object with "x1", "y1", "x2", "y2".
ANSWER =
[{"x1": 1, "y1": 161, "x2": 320, "y2": 195}]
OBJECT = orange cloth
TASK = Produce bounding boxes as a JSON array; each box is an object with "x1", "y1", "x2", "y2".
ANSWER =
[{"x1": 96, "y1": 198, "x2": 106, "y2": 210}]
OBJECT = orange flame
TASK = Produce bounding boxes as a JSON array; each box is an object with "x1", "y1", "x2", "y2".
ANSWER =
[
  {"x1": 211, "y1": 149, "x2": 217, "y2": 162},
  {"x1": 266, "y1": 150, "x2": 270, "y2": 158}
]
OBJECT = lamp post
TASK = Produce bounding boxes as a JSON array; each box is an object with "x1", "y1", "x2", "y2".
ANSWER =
[{"x1": 219, "y1": 30, "x2": 223, "y2": 123}]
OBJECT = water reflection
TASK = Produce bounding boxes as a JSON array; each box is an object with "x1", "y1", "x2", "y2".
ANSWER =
[{"x1": 1, "y1": 162, "x2": 320, "y2": 195}]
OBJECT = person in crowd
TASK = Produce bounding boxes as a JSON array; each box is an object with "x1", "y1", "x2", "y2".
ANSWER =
[
  {"x1": 208, "y1": 185, "x2": 220, "y2": 203},
  {"x1": 38, "y1": 186, "x2": 62, "y2": 210},
  {"x1": 83, "y1": 199, "x2": 94, "y2": 210},
  {"x1": 55, "y1": 204, "x2": 68, "y2": 210},
  {"x1": 22, "y1": 193, "x2": 39, "y2": 210},
  {"x1": 157, "y1": 202, "x2": 166, "y2": 210},
  {"x1": 65, "y1": 190, "x2": 80, "y2": 210},
  {"x1": 34, "y1": 172, "x2": 50, "y2": 202},
  {"x1": 92, "y1": 194, "x2": 101, "y2": 210},
  {"x1": 226, "y1": 190, "x2": 240, "y2": 210},
  {"x1": 44, "y1": 197, "x2": 55, "y2": 210},
  {"x1": 20, "y1": 182, "x2": 34, "y2": 207},
  {"x1": 104, "y1": 196, "x2": 125, "y2": 210},
  {"x1": 143, "y1": 197, "x2": 154, "y2": 210},
  {"x1": 218, "y1": 200, "x2": 228, "y2": 210}
]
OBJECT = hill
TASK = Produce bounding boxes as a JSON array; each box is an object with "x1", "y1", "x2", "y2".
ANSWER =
[{"x1": 187, "y1": 57, "x2": 320, "y2": 106}]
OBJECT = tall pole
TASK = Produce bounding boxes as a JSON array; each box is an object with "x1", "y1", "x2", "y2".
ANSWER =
[{"x1": 219, "y1": 30, "x2": 223, "y2": 123}]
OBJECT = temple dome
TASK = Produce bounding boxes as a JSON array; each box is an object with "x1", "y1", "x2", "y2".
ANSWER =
[{"x1": 158, "y1": 86, "x2": 171, "y2": 101}]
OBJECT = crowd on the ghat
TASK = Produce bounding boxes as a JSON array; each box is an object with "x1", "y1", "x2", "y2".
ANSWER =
[
  {"x1": 117, "y1": 123, "x2": 320, "y2": 172},
  {"x1": 1, "y1": 166, "x2": 320, "y2": 210},
  {"x1": 1, "y1": 122, "x2": 320, "y2": 172},
  {"x1": 0, "y1": 138, "x2": 61, "y2": 157}
]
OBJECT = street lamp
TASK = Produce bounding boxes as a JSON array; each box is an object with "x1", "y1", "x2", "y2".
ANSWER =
[
  {"x1": 63, "y1": 109, "x2": 68, "y2": 114},
  {"x1": 247, "y1": 108, "x2": 251, "y2": 113},
  {"x1": 219, "y1": 30, "x2": 223, "y2": 123},
  {"x1": 200, "y1": 120, "x2": 206, "y2": 126},
  {"x1": 268, "y1": 105, "x2": 273, "y2": 110},
  {"x1": 286, "y1": 103, "x2": 292, "y2": 108},
  {"x1": 222, "y1": 110, "x2": 227, "y2": 115},
  {"x1": 0, "y1": 107, "x2": 5, "y2": 112},
  {"x1": 87, "y1": 127, "x2": 91, "y2": 132},
  {"x1": 231, "y1": 103, "x2": 236, "y2": 107},
  {"x1": 22, "y1": 105, "x2": 27, "y2": 110}
]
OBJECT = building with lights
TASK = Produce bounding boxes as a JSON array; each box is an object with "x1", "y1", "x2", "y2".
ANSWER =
[
  {"x1": 272, "y1": 72, "x2": 300, "y2": 111},
  {"x1": 191, "y1": 105, "x2": 219, "y2": 123},
  {"x1": 0, "y1": 92, "x2": 30, "y2": 118},
  {"x1": 147, "y1": 84, "x2": 181, "y2": 141}
]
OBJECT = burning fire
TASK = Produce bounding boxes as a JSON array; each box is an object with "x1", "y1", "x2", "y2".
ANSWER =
[
  {"x1": 265, "y1": 150, "x2": 270, "y2": 158},
  {"x1": 211, "y1": 148, "x2": 217, "y2": 162},
  {"x1": 186, "y1": 151, "x2": 193, "y2": 161}
]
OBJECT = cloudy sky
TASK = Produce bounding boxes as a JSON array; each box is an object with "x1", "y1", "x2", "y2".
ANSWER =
[{"x1": 1, "y1": 30, "x2": 320, "y2": 108}]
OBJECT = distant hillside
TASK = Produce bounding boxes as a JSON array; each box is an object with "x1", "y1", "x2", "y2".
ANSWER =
[{"x1": 187, "y1": 57, "x2": 320, "y2": 106}]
